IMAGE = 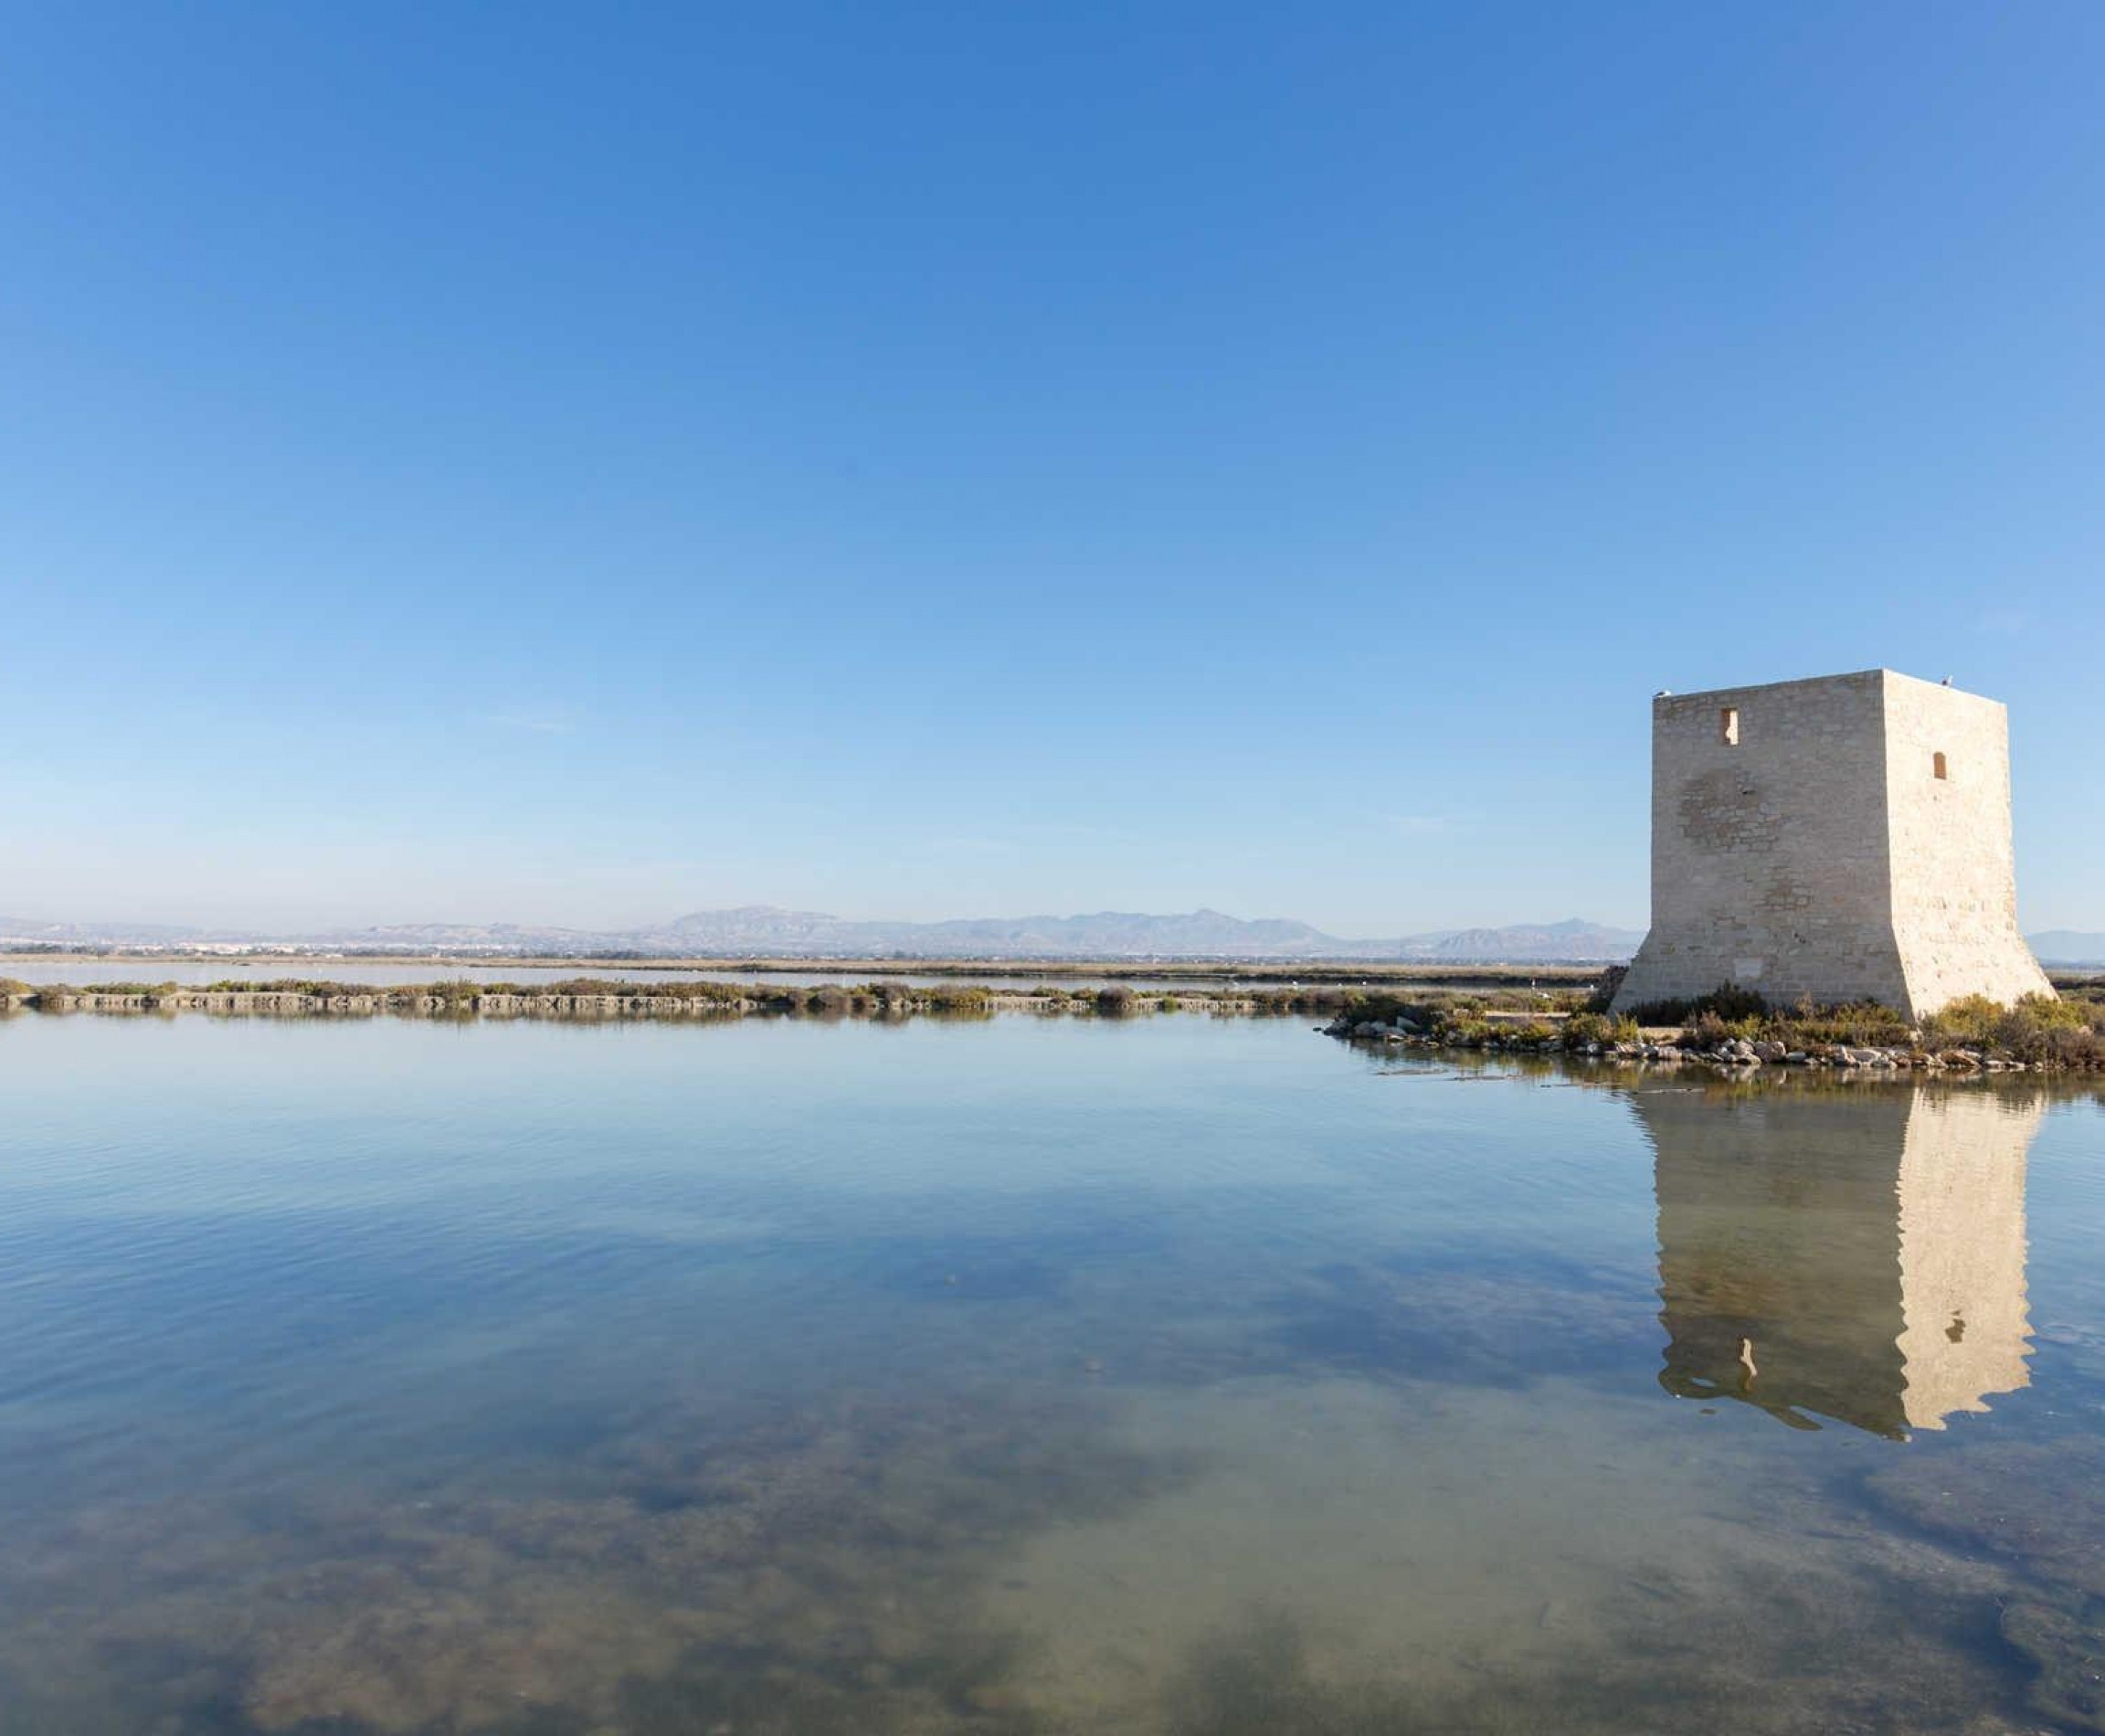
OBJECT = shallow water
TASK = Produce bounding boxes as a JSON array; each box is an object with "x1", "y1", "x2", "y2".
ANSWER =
[{"x1": 1, "y1": 1015, "x2": 2101, "y2": 1733}]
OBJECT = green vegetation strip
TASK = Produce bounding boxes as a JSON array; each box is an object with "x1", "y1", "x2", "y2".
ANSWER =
[{"x1": 1327, "y1": 977, "x2": 2105, "y2": 1073}]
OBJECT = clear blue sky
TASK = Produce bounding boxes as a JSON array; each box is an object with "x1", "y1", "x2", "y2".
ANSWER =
[{"x1": 5, "y1": 2, "x2": 2100, "y2": 936}]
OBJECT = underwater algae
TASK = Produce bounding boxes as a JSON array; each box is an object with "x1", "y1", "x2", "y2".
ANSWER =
[{"x1": 0, "y1": 1384, "x2": 1190, "y2": 1736}]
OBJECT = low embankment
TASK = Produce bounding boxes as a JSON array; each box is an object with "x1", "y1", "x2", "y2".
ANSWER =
[
  {"x1": 16, "y1": 970, "x2": 2102, "y2": 1075},
  {"x1": 1324, "y1": 979, "x2": 2105, "y2": 1074},
  {"x1": 0, "y1": 976, "x2": 1348, "y2": 1021}
]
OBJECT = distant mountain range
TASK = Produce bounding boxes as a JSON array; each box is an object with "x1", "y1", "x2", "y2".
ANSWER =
[
  {"x1": 2027, "y1": 931, "x2": 2105, "y2": 966},
  {"x1": 9, "y1": 906, "x2": 2097, "y2": 965},
  {"x1": 0, "y1": 917, "x2": 204, "y2": 946},
  {"x1": 0, "y1": 907, "x2": 1648, "y2": 964}
]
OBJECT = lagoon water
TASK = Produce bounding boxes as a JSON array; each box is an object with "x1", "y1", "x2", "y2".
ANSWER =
[{"x1": 3, "y1": 1013, "x2": 2103, "y2": 1733}]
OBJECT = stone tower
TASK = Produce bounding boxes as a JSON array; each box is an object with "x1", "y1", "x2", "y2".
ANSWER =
[{"x1": 1612, "y1": 669, "x2": 2053, "y2": 1019}]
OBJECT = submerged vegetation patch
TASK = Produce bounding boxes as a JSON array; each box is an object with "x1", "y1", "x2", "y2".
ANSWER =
[
  {"x1": 1865, "y1": 1434, "x2": 2105, "y2": 1730},
  {"x1": 0, "y1": 1385, "x2": 1197, "y2": 1736},
  {"x1": 1155, "y1": 1559, "x2": 2031, "y2": 1736},
  {"x1": 1263, "y1": 1254, "x2": 1653, "y2": 1393}
]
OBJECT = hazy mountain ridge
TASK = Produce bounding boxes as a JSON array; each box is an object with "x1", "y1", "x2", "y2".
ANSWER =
[
  {"x1": 0, "y1": 916, "x2": 206, "y2": 945},
  {"x1": 531, "y1": 906, "x2": 1644, "y2": 962},
  {"x1": 11, "y1": 907, "x2": 2099, "y2": 965},
  {"x1": 1407, "y1": 919, "x2": 1636, "y2": 961},
  {"x1": 2029, "y1": 931, "x2": 2105, "y2": 965},
  {"x1": 0, "y1": 907, "x2": 1645, "y2": 963}
]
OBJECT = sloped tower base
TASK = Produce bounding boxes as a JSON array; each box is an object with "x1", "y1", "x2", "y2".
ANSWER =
[{"x1": 1613, "y1": 924, "x2": 2052, "y2": 1021}]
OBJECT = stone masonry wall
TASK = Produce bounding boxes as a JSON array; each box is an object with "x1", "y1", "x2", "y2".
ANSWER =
[
  {"x1": 1614, "y1": 672, "x2": 1909, "y2": 1011},
  {"x1": 1879, "y1": 672, "x2": 2056, "y2": 1012},
  {"x1": 1613, "y1": 669, "x2": 2054, "y2": 1020}
]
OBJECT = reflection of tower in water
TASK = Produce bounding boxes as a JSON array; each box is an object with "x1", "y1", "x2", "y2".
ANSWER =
[{"x1": 1637, "y1": 1087, "x2": 2038, "y2": 1439}]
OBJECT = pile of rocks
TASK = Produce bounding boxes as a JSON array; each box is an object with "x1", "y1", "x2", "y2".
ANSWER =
[
  {"x1": 1320, "y1": 1016, "x2": 1569, "y2": 1056},
  {"x1": 1325, "y1": 1018, "x2": 1422, "y2": 1043},
  {"x1": 1612, "y1": 1038, "x2": 2033, "y2": 1073}
]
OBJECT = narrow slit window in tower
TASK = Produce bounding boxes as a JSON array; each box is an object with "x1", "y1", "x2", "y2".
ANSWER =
[
  {"x1": 1933, "y1": 751, "x2": 1948, "y2": 780},
  {"x1": 1720, "y1": 706, "x2": 1740, "y2": 746}
]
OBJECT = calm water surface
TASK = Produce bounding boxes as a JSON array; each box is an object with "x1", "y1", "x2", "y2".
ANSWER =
[{"x1": 2, "y1": 1014, "x2": 2102, "y2": 1733}]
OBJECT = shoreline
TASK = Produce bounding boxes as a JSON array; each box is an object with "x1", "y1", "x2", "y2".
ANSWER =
[
  {"x1": 0, "y1": 979, "x2": 1316, "y2": 1021},
  {"x1": 7, "y1": 974, "x2": 2102, "y2": 1081},
  {"x1": 1325, "y1": 1018, "x2": 2068, "y2": 1076}
]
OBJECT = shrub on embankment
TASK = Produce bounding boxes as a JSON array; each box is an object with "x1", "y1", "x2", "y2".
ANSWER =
[
  {"x1": 1328, "y1": 972, "x2": 2105, "y2": 1072},
  {"x1": 1325, "y1": 988, "x2": 1622, "y2": 1053},
  {"x1": 204, "y1": 979, "x2": 377, "y2": 997},
  {"x1": 1640, "y1": 983, "x2": 2105, "y2": 1071}
]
